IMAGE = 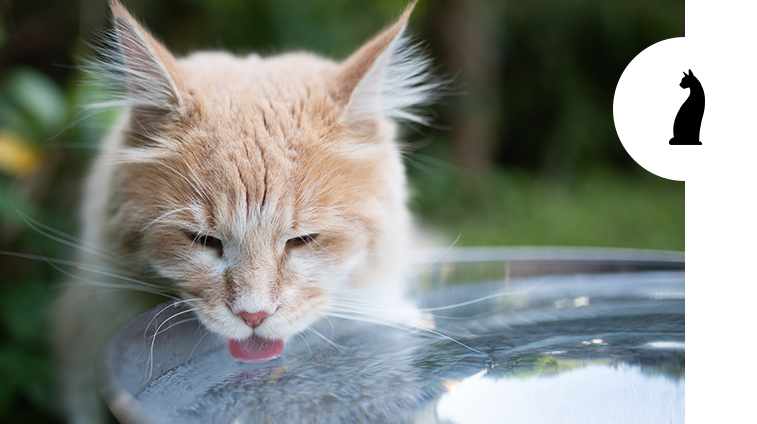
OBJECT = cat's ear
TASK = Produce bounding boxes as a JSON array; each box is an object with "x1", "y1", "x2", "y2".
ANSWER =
[
  {"x1": 335, "y1": 1, "x2": 437, "y2": 134},
  {"x1": 100, "y1": 1, "x2": 185, "y2": 133},
  {"x1": 688, "y1": 69, "x2": 694, "y2": 76}
]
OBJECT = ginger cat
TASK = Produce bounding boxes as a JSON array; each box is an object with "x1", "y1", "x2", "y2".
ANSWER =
[{"x1": 55, "y1": 1, "x2": 438, "y2": 422}]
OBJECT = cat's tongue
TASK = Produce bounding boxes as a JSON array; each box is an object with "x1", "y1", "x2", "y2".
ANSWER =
[{"x1": 227, "y1": 334, "x2": 284, "y2": 363}]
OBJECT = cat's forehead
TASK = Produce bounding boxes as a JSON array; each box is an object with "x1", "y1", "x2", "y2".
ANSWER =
[
  {"x1": 133, "y1": 51, "x2": 392, "y2": 234},
  {"x1": 161, "y1": 121, "x2": 379, "y2": 238},
  {"x1": 172, "y1": 51, "x2": 343, "y2": 151},
  {"x1": 158, "y1": 96, "x2": 366, "y2": 234},
  {"x1": 179, "y1": 52, "x2": 337, "y2": 108}
]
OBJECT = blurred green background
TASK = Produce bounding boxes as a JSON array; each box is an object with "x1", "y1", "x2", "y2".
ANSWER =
[{"x1": 0, "y1": 0, "x2": 683, "y2": 421}]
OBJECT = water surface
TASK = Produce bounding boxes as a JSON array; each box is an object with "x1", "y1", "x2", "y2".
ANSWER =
[{"x1": 104, "y1": 249, "x2": 685, "y2": 424}]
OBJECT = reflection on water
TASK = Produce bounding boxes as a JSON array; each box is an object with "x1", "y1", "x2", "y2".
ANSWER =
[
  {"x1": 438, "y1": 363, "x2": 684, "y2": 424},
  {"x1": 130, "y1": 271, "x2": 683, "y2": 424}
]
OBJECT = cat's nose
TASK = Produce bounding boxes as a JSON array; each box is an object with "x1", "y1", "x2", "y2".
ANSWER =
[{"x1": 237, "y1": 310, "x2": 269, "y2": 329}]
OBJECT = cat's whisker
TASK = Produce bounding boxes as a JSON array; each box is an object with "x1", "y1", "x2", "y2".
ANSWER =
[
  {"x1": 184, "y1": 224, "x2": 215, "y2": 255},
  {"x1": 334, "y1": 274, "x2": 551, "y2": 313},
  {"x1": 305, "y1": 234, "x2": 336, "y2": 258},
  {"x1": 0, "y1": 251, "x2": 127, "y2": 276},
  {"x1": 324, "y1": 306, "x2": 485, "y2": 356},
  {"x1": 315, "y1": 312, "x2": 338, "y2": 341},
  {"x1": 42, "y1": 259, "x2": 177, "y2": 300},
  {"x1": 156, "y1": 317, "x2": 200, "y2": 337},
  {"x1": 76, "y1": 265, "x2": 174, "y2": 292},
  {"x1": 14, "y1": 209, "x2": 125, "y2": 266},
  {"x1": 297, "y1": 332, "x2": 313, "y2": 355},
  {"x1": 42, "y1": 107, "x2": 102, "y2": 145},
  {"x1": 186, "y1": 328, "x2": 211, "y2": 363},
  {"x1": 402, "y1": 155, "x2": 436, "y2": 176},
  {"x1": 41, "y1": 255, "x2": 175, "y2": 294},
  {"x1": 358, "y1": 345, "x2": 421, "y2": 377},
  {"x1": 405, "y1": 152, "x2": 460, "y2": 173},
  {"x1": 141, "y1": 207, "x2": 194, "y2": 232},
  {"x1": 402, "y1": 151, "x2": 461, "y2": 177},
  {"x1": 62, "y1": 282, "x2": 173, "y2": 300},
  {"x1": 401, "y1": 234, "x2": 462, "y2": 282},
  {"x1": 304, "y1": 327, "x2": 348, "y2": 355},
  {"x1": 152, "y1": 307, "x2": 200, "y2": 340},
  {"x1": 41, "y1": 141, "x2": 107, "y2": 151},
  {"x1": 146, "y1": 306, "x2": 200, "y2": 381},
  {"x1": 157, "y1": 160, "x2": 212, "y2": 206},
  {"x1": 151, "y1": 317, "x2": 200, "y2": 339},
  {"x1": 322, "y1": 303, "x2": 417, "y2": 328},
  {"x1": 328, "y1": 294, "x2": 506, "y2": 323},
  {"x1": 143, "y1": 298, "x2": 202, "y2": 339},
  {"x1": 169, "y1": 147, "x2": 213, "y2": 204},
  {"x1": 127, "y1": 156, "x2": 212, "y2": 208},
  {"x1": 417, "y1": 278, "x2": 551, "y2": 314}
]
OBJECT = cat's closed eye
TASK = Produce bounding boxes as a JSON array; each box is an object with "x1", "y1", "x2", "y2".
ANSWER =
[
  {"x1": 185, "y1": 231, "x2": 224, "y2": 255},
  {"x1": 286, "y1": 234, "x2": 319, "y2": 249}
]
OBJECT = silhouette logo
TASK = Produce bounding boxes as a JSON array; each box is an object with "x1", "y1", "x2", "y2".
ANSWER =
[{"x1": 670, "y1": 70, "x2": 704, "y2": 145}]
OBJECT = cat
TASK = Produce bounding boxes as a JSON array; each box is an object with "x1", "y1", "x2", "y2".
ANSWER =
[
  {"x1": 669, "y1": 69, "x2": 704, "y2": 145},
  {"x1": 54, "y1": 1, "x2": 439, "y2": 422}
]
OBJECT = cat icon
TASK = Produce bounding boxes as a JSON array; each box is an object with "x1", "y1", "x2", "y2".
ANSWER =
[{"x1": 669, "y1": 69, "x2": 704, "y2": 145}]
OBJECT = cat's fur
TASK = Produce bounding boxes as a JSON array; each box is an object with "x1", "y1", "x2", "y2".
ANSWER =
[
  {"x1": 669, "y1": 69, "x2": 704, "y2": 145},
  {"x1": 55, "y1": 1, "x2": 438, "y2": 422}
]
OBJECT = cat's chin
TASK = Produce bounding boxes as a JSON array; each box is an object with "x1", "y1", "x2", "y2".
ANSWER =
[{"x1": 227, "y1": 334, "x2": 285, "y2": 363}]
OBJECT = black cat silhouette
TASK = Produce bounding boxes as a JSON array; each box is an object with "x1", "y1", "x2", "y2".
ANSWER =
[{"x1": 670, "y1": 69, "x2": 704, "y2": 145}]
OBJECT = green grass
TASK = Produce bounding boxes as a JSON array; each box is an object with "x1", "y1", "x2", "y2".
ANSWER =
[{"x1": 408, "y1": 153, "x2": 684, "y2": 252}]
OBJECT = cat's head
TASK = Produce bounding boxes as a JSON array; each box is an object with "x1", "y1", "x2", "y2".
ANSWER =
[
  {"x1": 679, "y1": 69, "x2": 696, "y2": 88},
  {"x1": 94, "y1": 1, "x2": 437, "y2": 360}
]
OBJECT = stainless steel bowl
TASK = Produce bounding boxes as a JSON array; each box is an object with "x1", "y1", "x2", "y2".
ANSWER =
[{"x1": 101, "y1": 247, "x2": 685, "y2": 423}]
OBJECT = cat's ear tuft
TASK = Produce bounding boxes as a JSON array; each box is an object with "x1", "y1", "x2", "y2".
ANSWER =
[
  {"x1": 335, "y1": 1, "x2": 440, "y2": 134},
  {"x1": 87, "y1": 1, "x2": 185, "y2": 134},
  {"x1": 110, "y1": 0, "x2": 184, "y2": 126}
]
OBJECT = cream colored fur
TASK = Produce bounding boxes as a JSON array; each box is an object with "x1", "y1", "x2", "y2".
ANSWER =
[{"x1": 55, "y1": 1, "x2": 437, "y2": 422}]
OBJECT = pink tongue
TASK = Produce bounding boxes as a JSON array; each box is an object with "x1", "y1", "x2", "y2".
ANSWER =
[{"x1": 227, "y1": 334, "x2": 284, "y2": 363}]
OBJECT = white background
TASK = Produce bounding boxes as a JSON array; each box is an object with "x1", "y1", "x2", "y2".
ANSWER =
[{"x1": 614, "y1": 2, "x2": 757, "y2": 422}]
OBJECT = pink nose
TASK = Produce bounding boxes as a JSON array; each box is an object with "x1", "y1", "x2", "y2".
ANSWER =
[{"x1": 237, "y1": 310, "x2": 269, "y2": 329}]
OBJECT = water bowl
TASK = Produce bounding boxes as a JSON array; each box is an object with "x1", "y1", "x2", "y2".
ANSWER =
[{"x1": 101, "y1": 247, "x2": 684, "y2": 423}]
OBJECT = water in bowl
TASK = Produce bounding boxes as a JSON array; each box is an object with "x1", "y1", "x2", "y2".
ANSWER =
[{"x1": 103, "y1": 248, "x2": 685, "y2": 424}]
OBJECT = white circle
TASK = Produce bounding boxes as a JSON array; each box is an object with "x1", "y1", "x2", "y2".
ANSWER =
[{"x1": 613, "y1": 37, "x2": 707, "y2": 181}]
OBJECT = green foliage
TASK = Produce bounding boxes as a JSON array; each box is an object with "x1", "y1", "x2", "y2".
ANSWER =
[
  {"x1": 504, "y1": 356, "x2": 610, "y2": 379},
  {"x1": 489, "y1": 355, "x2": 683, "y2": 381},
  {"x1": 498, "y1": 0, "x2": 684, "y2": 175},
  {"x1": 408, "y1": 141, "x2": 684, "y2": 251},
  {"x1": 0, "y1": 278, "x2": 58, "y2": 421},
  {"x1": 0, "y1": 68, "x2": 68, "y2": 141},
  {"x1": 128, "y1": 0, "x2": 413, "y2": 59},
  {"x1": 0, "y1": 61, "x2": 104, "y2": 424}
]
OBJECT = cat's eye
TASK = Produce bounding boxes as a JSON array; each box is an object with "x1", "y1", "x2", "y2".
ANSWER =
[
  {"x1": 286, "y1": 233, "x2": 319, "y2": 249},
  {"x1": 186, "y1": 231, "x2": 224, "y2": 255}
]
